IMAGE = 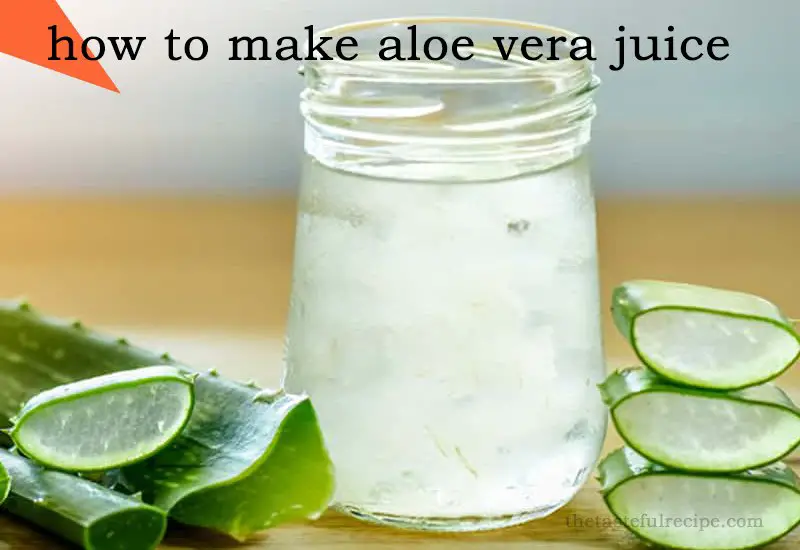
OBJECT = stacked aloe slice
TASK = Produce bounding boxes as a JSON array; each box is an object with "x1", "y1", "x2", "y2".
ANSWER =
[{"x1": 597, "y1": 280, "x2": 800, "y2": 550}]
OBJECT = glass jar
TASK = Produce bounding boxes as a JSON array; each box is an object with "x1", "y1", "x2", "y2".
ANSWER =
[{"x1": 283, "y1": 17, "x2": 607, "y2": 532}]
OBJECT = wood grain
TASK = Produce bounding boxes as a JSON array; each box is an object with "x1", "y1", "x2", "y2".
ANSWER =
[{"x1": 0, "y1": 195, "x2": 798, "y2": 549}]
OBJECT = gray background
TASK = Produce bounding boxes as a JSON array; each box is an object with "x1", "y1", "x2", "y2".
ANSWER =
[{"x1": 0, "y1": 0, "x2": 796, "y2": 195}]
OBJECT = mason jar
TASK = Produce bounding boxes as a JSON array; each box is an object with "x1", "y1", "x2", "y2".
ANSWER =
[{"x1": 282, "y1": 17, "x2": 607, "y2": 532}]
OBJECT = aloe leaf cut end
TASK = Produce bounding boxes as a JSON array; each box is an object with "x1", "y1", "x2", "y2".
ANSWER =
[
  {"x1": 611, "y1": 280, "x2": 800, "y2": 390},
  {"x1": 597, "y1": 366, "x2": 659, "y2": 408},
  {"x1": 0, "y1": 449, "x2": 167, "y2": 550},
  {"x1": 86, "y1": 508, "x2": 166, "y2": 550},
  {"x1": 0, "y1": 460, "x2": 9, "y2": 505},
  {"x1": 599, "y1": 447, "x2": 800, "y2": 550}
]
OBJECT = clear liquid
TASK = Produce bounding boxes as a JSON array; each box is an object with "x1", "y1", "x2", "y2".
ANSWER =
[{"x1": 283, "y1": 156, "x2": 607, "y2": 529}]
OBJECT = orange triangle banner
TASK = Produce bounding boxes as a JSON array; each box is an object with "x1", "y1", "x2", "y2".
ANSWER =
[{"x1": 0, "y1": 0, "x2": 119, "y2": 92}]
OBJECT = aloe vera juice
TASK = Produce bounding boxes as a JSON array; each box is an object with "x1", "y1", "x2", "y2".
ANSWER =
[{"x1": 283, "y1": 157, "x2": 608, "y2": 527}]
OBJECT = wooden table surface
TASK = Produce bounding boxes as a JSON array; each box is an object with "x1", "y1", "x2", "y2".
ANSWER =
[{"x1": 0, "y1": 195, "x2": 798, "y2": 549}]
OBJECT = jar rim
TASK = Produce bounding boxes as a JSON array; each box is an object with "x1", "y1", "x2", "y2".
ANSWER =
[{"x1": 304, "y1": 16, "x2": 594, "y2": 79}]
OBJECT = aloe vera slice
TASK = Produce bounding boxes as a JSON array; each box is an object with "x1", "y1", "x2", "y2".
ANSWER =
[
  {"x1": 598, "y1": 447, "x2": 800, "y2": 550},
  {"x1": 0, "y1": 449, "x2": 166, "y2": 550},
  {"x1": 600, "y1": 367, "x2": 800, "y2": 472},
  {"x1": 612, "y1": 280, "x2": 800, "y2": 390},
  {"x1": 10, "y1": 366, "x2": 195, "y2": 472},
  {"x1": 0, "y1": 301, "x2": 334, "y2": 541}
]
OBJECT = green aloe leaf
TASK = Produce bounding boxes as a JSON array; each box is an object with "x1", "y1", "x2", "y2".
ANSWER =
[
  {"x1": 0, "y1": 449, "x2": 167, "y2": 550},
  {"x1": 123, "y1": 382, "x2": 334, "y2": 540},
  {"x1": 0, "y1": 300, "x2": 335, "y2": 541}
]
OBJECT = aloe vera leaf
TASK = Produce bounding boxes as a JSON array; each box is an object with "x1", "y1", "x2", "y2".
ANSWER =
[
  {"x1": 598, "y1": 446, "x2": 800, "y2": 550},
  {"x1": 0, "y1": 449, "x2": 166, "y2": 550},
  {"x1": 123, "y1": 384, "x2": 333, "y2": 540},
  {"x1": 10, "y1": 366, "x2": 196, "y2": 472},
  {"x1": 599, "y1": 367, "x2": 800, "y2": 472},
  {"x1": 611, "y1": 280, "x2": 800, "y2": 390},
  {"x1": 0, "y1": 301, "x2": 335, "y2": 541}
]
